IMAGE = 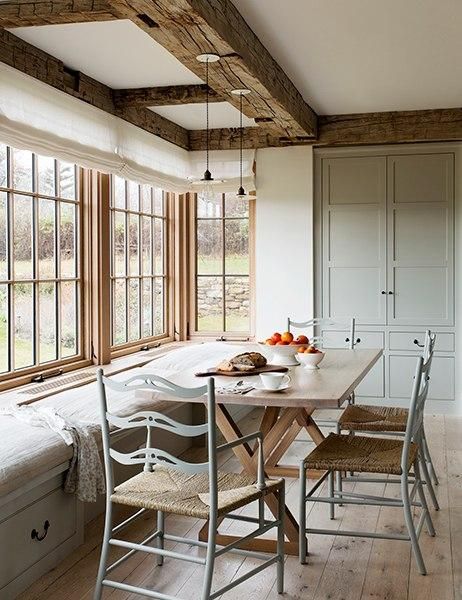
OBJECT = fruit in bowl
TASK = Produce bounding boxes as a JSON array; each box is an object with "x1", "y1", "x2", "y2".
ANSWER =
[
  {"x1": 260, "y1": 331, "x2": 310, "y2": 366},
  {"x1": 296, "y1": 345, "x2": 325, "y2": 369}
]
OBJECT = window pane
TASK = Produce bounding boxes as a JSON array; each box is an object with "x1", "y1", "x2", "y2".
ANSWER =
[
  {"x1": 0, "y1": 144, "x2": 8, "y2": 188},
  {"x1": 154, "y1": 218, "x2": 164, "y2": 275},
  {"x1": 113, "y1": 279, "x2": 126, "y2": 345},
  {"x1": 113, "y1": 176, "x2": 126, "y2": 209},
  {"x1": 39, "y1": 282, "x2": 57, "y2": 362},
  {"x1": 197, "y1": 276, "x2": 223, "y2": 331},
  {"x1": 60, "y1": 202, "x2": 76, "y2": 277},
  {"x1": 113, "y1": 211, "x2": 126, "y2": 276},
  {"x1": 197, "y1": 194, "x2": 222, "y2": 218},
  {"x1": 0, "y1": 284, "x2": 8, "y2": 373},
  {"x1": 225, "y1": 277, "x2": 250, "y2": 332},
  {"x1": 0, "y1": 192, "x2": 7, "y2": 280},
  {"x1": 225, "y1": 195, "x2": 249, "y2": 217},
  {"x1": 12, "y1": 148, "x2": 33, "y2": 192},
  {"x1": 14, "y1": 282, "x2": 34, "y2": 368},
  {"x1": 37, "y1": 155, "x2": 56, "y2": 196},
  {"x1": 38, "y1": 199, "x2": 56, "y2": 279},
  {"x1": 13, "y1": 194, "x2": 33, "y2": 279},
  {"x1": 60, "y1": 281, "x2": 77, "y2": 357},
  {"x1": 142, "y1": 278, "x2": 152, "y2": 338},
  {"x1": 154, "y1": 277, "x2": 164, "y2": 335},
  {"x1": 225, "y1": 219, "x2": 249, "y2": 274},
  {"x1": 128, "y1": 278, "x2": 140, "y2": 341},
  {"x1": 59, "y1": 162, "x2": 76, "y2": 200},
  {"x1": 141, "y1": 216, "x2": 152, "y2": 275},
  {"x1": 127, "y1": 180, "x2": 139, "y2": 211},
  {"x1": 141, "y1": 185, "x2": 152, "y2": 213},
  {"x1": 153, "y1": 188, "x2": 163, "y2": 215},
  {"x1": 197, "y1": 220, "x2": 222, "y2": 275},
  {"x1": 128, "y1": 214, "x2": 139, "y2": 276}
]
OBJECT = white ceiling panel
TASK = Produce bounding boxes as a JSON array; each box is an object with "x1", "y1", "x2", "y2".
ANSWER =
[
  {"x1": 150, "y1": 102, "x2": 255, "y2": 129},
  {"x1": 231, "y1": 0, "x2": 462, "y2": 114},
  {"x1": 10, "y1": 20, "x2": 203, "y2": 89}
]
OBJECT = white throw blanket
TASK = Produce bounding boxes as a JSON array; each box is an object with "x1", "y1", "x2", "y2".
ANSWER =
[{"x1": 0, "y1": 405, "x2": 105, "y2": 502}]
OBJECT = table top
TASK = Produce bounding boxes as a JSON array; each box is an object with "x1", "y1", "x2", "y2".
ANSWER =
[{"x1": 137, "y1": 346, "x2": 382, "y2": 409}]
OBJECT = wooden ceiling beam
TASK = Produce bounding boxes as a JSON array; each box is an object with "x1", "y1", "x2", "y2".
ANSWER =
[
  {"x1": 188, "y1": 127, "x2": 313, "y2": 151},
  {"x1": 317, "y1": 108, "x2": 462, "y2": 146},
  {"x1": 107, "y1": 0, "x2": 318, "y2": 139},
  {"x1": 0, "y1": 28, "x2": 189, "y2": 149},
  {"x1": 113, "y1": 84, "x2": 223, "y2": 108},
  {"x1": 0, "y1": 0, "x2": 120, "y2": 27}
]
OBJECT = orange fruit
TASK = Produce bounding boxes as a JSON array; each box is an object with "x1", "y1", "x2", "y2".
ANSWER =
[
  {"x1": 297, "y1": 347, "x2": 306, "y2": 353},
  {"x1": 265, "y1": 338, "x2": 275, "y2": 345},
  {"x1": 276, "y1": 341, "x2": 289, "y2": 345},
  {"x1": 296, "y1": 335, "x2": 309, "y2": 344},
  {"x1": 271, "y1": 332, "x2": 282, "y2": 343},
  {"x1": 281, "y1": 331, "x2": 294, "y2": 343},
  {"x1": 289, "y1": 341, "x2": 299, "y2": 345}
]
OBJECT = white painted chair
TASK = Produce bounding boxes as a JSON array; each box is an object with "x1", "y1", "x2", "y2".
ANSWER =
[
  {"x1": 94, "y1": 370, "x2": 285, "y2": 600},
  {"x1": 299, "y1": 335, "x2": 437, "y2": 575},
  {"x1": 287, "y1": 316, "x2": 357, "y2": 350}
]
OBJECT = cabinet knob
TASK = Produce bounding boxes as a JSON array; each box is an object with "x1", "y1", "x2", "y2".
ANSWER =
[
  {"x1": 381, "y1": 291, "x2": 386, "y2": 295},
  {"x1": 31, "y1": 520, "x2": 50, "y2": 542},
  {"x1": 388, "y1": 291, "x2": 394, "y2": 295}
]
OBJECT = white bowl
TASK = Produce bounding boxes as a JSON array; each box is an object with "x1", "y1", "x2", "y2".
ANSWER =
[
  {"x1": 258, "y1": 342, "x2": 308, "y2": 366},
  {"x1": 296, "y1": 351, "x2": 325, "y2": 369}
]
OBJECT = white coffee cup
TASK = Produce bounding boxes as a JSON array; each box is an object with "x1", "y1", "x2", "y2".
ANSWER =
[{"x1": 259, "y1": 372, "x2": 291, "y2": 390}]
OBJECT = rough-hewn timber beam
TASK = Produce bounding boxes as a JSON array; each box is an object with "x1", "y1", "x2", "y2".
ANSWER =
[
  {"x1": 317, "y1": 108, "x2": 462, "y2": 146},
  {"x1": 0, "y1": 28, "x2": 189, "y2": 149},
  {"x1": 188, "y1": 127, "x2": 313, "y2": 151},
  {"x1": 107, "y1": 0, "x2": 317, "y2": 139},
  {"x1": 113, "y1": 84, "x2": 223, "y2": 108},
  {"x1": 0, "y1": 0, "x2": 120, "y2": 27}
]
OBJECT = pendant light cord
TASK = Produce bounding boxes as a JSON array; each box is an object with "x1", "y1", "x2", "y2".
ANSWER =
[
  {"x1": 239, "y1": 92, "x2": 243, "y2": 189},
  {"x1": 206, "y1": 57, "x2": 210, "y2": 173}
]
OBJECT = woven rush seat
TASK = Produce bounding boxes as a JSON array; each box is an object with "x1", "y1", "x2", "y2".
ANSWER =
[
  {"x1": 339, "y1": 404, "x2": 408, "y2": 432},
  {"x1": 304, "y1": 433, "x2": 417, "y2": 475},
  {"x1": 111, "y1": 466, "x2": 282, "y2": 519}
]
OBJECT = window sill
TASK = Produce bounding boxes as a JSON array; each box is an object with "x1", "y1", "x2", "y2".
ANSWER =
[{"x1": 0, "y1": 340, "x2": 196, "y2": 407}]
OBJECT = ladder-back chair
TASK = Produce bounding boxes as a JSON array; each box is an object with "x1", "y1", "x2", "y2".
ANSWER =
[
  {"x1": 94, "y1": 370, "x2": 285, "y2": 600},
  {"x1": 299, "y1": 346, "x2": 436, "y2": 575}
]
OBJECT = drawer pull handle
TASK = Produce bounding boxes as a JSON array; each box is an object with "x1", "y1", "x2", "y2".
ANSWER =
[
  {"x1": 413, "y1": 339, "x2": 424, "y2": 348},
  {"x1": 355, "y1": 338, "x2": 361, "y2": 344},
  {"x1": 31, "y1": 520, "x2": 50, "y2": 542}
]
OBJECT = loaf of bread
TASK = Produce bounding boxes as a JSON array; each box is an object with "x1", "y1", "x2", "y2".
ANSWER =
[{"x1": 217, "y1": 352, "x2": 267, "y2": 372}]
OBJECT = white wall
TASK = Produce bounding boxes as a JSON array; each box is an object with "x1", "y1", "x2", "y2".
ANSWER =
[{"x1": 254, "y1": 146, "x2": 314, "y2": 340}]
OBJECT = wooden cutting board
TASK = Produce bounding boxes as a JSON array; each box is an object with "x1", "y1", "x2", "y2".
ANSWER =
[{"x1": 195, "y1": 364, "x2": 288, "y2": 377}]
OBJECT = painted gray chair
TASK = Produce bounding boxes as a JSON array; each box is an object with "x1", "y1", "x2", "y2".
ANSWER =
[
  {"x1": 337, "y1": 330, "x2": 439, "y2": 510},
  {"x1": 287, "y1": 316, "x2": 357, "y2": 350},
  {"x1": 299, "y1": 341, "x2": 436, "y2": 575},
  {"x1": 94, "y1": 370, "x2": 285, "y2": 600}
]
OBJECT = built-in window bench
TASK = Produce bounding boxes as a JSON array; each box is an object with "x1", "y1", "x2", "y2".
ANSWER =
[{"x1": 0, "y1": 345, "x2": 195, "y2": 600}]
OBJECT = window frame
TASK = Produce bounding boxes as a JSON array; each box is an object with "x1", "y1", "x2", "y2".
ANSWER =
[
  {"x1": 188, "y1": 192, "x2": 255, "y2": 340},
  {"x1": 0, "y1": 147, "x2": 92, "y2": 390},
  {"x1": 108, "y1": 176, "x2": 175, "y2": 358}
]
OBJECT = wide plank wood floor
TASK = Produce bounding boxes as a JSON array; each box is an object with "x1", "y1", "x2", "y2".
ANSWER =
[{"x1": 18, "y1": 411, "x2": 462, "y2": 600}]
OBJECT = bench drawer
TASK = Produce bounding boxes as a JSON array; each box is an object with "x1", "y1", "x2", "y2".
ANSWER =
[
  {"x1": 0, "y1": 485, "x2": 77, "y2": 588},
  {"x1": 389, "y1": 331, "x2": 455, "y2": 353}
]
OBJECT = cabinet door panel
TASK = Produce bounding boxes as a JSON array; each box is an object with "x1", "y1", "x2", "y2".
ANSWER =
[
  {"x1": 356, "y1": 356, "x2": 385, "y2": 398},
  {"x1": 322, "y1": 156, "x2": 387, "y2": 325},
  {"x1": 387, "y1": 154, "x2": 454, "y2": 326},
  {"x1": 389, "y1": 355, "x2": 455, "y2": 401}
]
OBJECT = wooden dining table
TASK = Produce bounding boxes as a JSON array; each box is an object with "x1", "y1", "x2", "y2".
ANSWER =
[{"x1": 137, "y1": 345, "x2": 382, "y2": 556}]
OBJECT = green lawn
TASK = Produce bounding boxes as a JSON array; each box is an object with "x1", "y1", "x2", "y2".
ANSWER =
[
  {"x1": 197, "y1": 313, "x2": 249, "y2": 333},
  {"x1": 197, "y1": 255, "x2": 249, "y2": 275}
]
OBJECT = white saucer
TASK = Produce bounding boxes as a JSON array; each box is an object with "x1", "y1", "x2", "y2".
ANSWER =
[{"x1": 253, "y1": 382, "x2": 291, "y2": 393}]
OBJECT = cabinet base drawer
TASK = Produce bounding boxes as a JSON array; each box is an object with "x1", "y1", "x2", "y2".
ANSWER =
[
  {"x1": 389, "y1": 331, "x2": 455, "y2": 353},
  {"x1": 389, "y1": 355, "x2": 455, "y2": 401}
]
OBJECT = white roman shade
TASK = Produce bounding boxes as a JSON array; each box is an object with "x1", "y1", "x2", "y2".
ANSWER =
[{"x1": 0, "y1": 63, "x2": 256, "y2": 193}]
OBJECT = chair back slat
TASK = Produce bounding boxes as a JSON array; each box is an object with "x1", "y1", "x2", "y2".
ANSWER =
[
  {"x1": 402, "y1": 330, "x2": 436, "y2": 472},
  {"x1": 107, "y1": 411, "x2": 209, "y2": 437},
  {"x1": 287, "y1": 316, "x2": 356, "y2": 349},
  {"x1": 101, "y1": 373, "x2": 208, "y2": 398},
  {"x1": 109, "y1": 447, "x2": 209, "y2": 474}
]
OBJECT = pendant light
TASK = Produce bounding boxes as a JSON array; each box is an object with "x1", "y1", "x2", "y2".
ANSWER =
[
  {"x1": 196, "y1": 53, "x2": 220, "y2": 202},
  {"x1": 231, "y1": 88, "x2": 251, "y2": 199}
]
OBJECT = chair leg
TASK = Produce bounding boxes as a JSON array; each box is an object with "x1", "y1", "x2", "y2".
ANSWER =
[
  {"x1": 401, "y1": 472, "x2": 427, "y2": 575},
  {"x1": 200, "y1": 517, "x2": 216, "y2": 600},
  {"x1": 299, "y1": 461, "x2": 307, "y2": 564},
  {"x1": 94, "y1": 500, "x2": 113, "y2": 600},
  {"x1": 419, "y1": 449, "x2": 439, "y2": 511},
  {"x1": 414, "y1": 459, "x2": 435, "y2": 537},
  {"x1": 422, "y1": 429, "x2": 439, "y2": 486},
  {"x1": 156, "y1": 510, "x2": 165, "y2": 566},
  {"x1": 328, "y1": 471, "x2": 335, "y2": 520},
  {"x1": 277, "y1": 482, "x2": 285, "y2": 594}
]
